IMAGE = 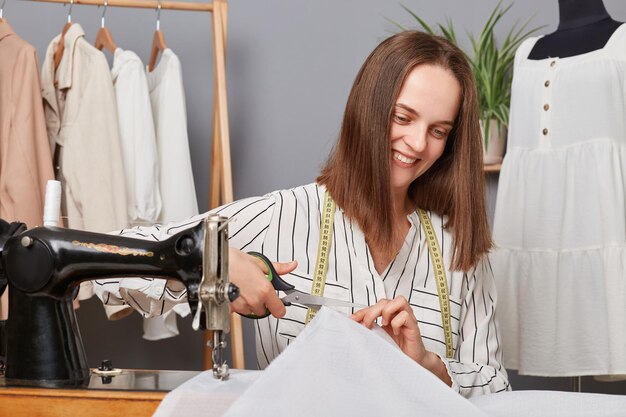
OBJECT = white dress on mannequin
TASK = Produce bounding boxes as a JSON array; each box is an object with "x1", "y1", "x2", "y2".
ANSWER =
[{"x1": 492, "y1": 24, "x2": 626, "y2": 376}]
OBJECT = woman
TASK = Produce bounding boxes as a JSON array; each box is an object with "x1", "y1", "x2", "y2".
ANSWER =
[{"x1": 96, "y1": 31, "x2": 509, "y2": 397}]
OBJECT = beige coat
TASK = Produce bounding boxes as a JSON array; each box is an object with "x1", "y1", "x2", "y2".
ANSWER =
[
  {"x1": 0, "y1": 22, "x2": 55, "y2": 229},
  {"x1": 41, "y1": 23, "x2": 128, "y2": 233},
  {"x1": 0, "y1": 21, "x2": 57, "y2": 319}
]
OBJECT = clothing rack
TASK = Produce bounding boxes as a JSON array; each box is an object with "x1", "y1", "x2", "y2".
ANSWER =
[{"x1": 25, "y1": 0, "x2": 241, "y2": 371}]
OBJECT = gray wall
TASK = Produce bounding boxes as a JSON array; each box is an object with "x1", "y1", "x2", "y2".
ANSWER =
[{"x1": 5, "y1": 0, "x2": 626, "y2": 393}]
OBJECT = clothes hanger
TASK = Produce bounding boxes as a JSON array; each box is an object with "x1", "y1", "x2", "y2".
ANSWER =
[
  {"x1": 94, "y1": 0, "x2": 117, "y2": 54},
  {"x1": 0, "y1": 0, "x2": 8, "y2": 24},
  {"x1": 147, "y1": 0, "x2": 167, "y2": 72},
  {"x1": 53, "y1": 0, "x2": 74, "y2": 70}
]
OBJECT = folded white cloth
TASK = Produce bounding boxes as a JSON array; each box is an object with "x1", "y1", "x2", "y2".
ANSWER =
[
  {"x1": 154, "y1": 308, "x2": 626, "y2": 417},
  {"x1": 153, "y1": 370, "x2": 262, "y2": 417},
  {"x1": 469, "y1": 390, "x2": 626, "y2": 417},
  {"x1": 223, "y1": 307, "x2": 486, "y2": 417},
  {"x1": 154, "y1": 308, "x2": 485, "y2": 417}
]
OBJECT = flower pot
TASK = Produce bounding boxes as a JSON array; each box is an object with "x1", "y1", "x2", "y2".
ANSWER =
[{"x1": 481, "y1": 119, "x2": 506, "y2": 165}]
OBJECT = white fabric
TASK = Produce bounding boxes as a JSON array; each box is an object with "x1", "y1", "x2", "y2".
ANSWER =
[
  {"x1": 93, "y1": 271, "x2": 189, "y2": 318},
  {"x1": 469, "y1": 390, "x2": 626, "y2": 417},
  {"x1": 153, "y1": 370, "x2": 262, "y2": 417},
  {"x1": 154, "y1": 308, "x2": 487, "y2": 417},
  {"x1": 143, "y1": 310, "x2": 179, "y2": 341},
  {"x1": 225, "y1": 308, "x2": 486, "y2": 417},
  {"x1": 492, "y1": 24, "x2": 626, "y2": 376},
  {"x1": 94, "y1": 183, "x2": 509, "y2": 397},
  {"x1": 146, "y1": 49, "x2": 198, "y2": 224},
  {"x1": 111, "y1": 48, "x2": 161, "y2": 227},
  {"x1": 154, "y1": 369, "x2": 626, "y2": 417}
]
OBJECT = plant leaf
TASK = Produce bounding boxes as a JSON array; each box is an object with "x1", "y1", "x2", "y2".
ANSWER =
[{"x1": 390, "y1": 1, "x2": 544, "y2": 134}]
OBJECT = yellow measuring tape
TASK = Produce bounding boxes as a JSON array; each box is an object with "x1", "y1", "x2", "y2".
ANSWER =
[
  {"x1": 416, "y1": 209, "x2": 453, "y2": 358},
  {"x1": 305, "y1": 191, "x2": 336, "y2": 324},
  {"x1": 303, "y1": 194, "x2": 452, "y2": 359}
]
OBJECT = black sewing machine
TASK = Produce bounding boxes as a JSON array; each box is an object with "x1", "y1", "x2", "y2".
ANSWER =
[{"x1": 0, "y1": 215, "x2": 238, "y2": 388}]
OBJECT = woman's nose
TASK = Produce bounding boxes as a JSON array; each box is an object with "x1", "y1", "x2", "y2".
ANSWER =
[{"x1": 403, "y1": 126, "x2": 428, "y2": 153}]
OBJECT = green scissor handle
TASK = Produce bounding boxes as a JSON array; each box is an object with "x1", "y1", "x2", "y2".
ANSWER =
[{"x1": 240, "y1": 251, "x2": 295, "y2": 319}]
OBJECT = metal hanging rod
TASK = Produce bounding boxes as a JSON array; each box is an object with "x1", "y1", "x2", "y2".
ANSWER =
[{"x1": 25, "y1": 0, "x2": 213, "y2": 12}]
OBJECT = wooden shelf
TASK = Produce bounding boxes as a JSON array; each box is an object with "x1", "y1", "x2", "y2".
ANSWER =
[{"x1": 483, "y1": 163, "x2": 501, "y2": 173}]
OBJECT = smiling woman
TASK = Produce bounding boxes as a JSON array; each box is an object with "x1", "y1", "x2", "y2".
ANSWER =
[
  {"x1": 94, "y1": 30, "x2": 508, "y2": 398},
  {"x1": 318, "y1": 30, "x2": 489, "y2": 273},
  {"x1": 389, "y1": 65, "x2": 461, "y2": 212}
]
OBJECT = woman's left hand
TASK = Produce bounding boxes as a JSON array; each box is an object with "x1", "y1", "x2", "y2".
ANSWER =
[
  {"x1": 351, "y1": 296, "x2": 452, "y2": 386},
  {"x1": 351, "y1": 296, "x2": 426, "y2": 363}
]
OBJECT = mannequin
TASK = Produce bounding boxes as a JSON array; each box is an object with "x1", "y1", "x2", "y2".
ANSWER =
[
  {"x1": 528, "y1": 0, "x2": 623, "y2": 59},
  {"x1": 494, "y1": 0, "x2": 626, "y2": 389}
]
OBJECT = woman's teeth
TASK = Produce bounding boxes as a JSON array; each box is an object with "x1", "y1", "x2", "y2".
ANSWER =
[{"x1": 393, "y1": 151, "x2": 417, "y2": 164}]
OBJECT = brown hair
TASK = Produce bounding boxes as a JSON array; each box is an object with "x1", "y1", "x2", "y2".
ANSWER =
[{"x1": 317, "y1": 31, "x2": 491, "y2": 271}]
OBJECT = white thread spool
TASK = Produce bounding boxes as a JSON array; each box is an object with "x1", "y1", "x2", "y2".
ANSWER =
[{"x1": 43, "y1": 180, "x2": 62, "y2": 227}]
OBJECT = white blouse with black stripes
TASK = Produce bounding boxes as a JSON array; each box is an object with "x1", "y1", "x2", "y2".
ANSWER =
[{"x1": 94, "y1": 183, "x2": 510, "y2": 398}]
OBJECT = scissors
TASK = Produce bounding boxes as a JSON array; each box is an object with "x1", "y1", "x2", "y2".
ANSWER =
[{"x1": 241, "y1": 251, "x2": 368, "y2": 319}]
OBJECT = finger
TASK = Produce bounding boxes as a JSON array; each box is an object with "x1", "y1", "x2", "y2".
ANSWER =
[
  {"x1": 251, "y1": 255, "x2": 271, "y2": 275},
  {"x1": 242, "y1": 298, "x2": 269, "y2": 317},
  {"x1": 381, "y1": 322, "x2": 399, "y2": 342},
  {"x1": 248, "y1": 278, "x2": 280, "y2": 316},
  {"x1": 389, "y1": 310, "x2": 415, "y2": 336},
  {"x1": 361, "y1": 300, "x2": 389, "y2": 328},
  {"x1": 230, "y1": 298, "x2": 252, "y2": 315},
  {"x1": 264, "y1": 290, "x2": 286, "y2": 318},
  {"x1": 380, "y1": 297, "x2": 411, "y2": 326},
  {"x1": 273, "y1": 260, "x2": 298, "y2": 275},
  {"x1": 350, "y1": 307, "x2": 369, "y2": 322}
]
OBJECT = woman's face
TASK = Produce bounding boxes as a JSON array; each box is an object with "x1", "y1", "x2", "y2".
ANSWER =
[{"x1": 389, "y1": 64, "x2": 461, "y2": 196}]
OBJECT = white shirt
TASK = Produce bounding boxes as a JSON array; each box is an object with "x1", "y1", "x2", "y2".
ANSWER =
[
  {"x1": 112, "y1": 48, "x2": 162, "y2": 227},
  {"x1": 94, "y1": 183, "x2": 509, "y2": 398},
  {"x1": 492, "y1": 24, "x2": 626, "y2": 376},
  {"x1": 146, "y1": 49, "x2": 198, "y2": 223}
]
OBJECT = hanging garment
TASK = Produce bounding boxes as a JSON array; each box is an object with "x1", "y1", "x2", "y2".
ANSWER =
[
  {"x1": 111, "y1": 48, "x2": 166, "y2": 337},
  {"x1": 0, "y1": 22, "x2": 55, "y2": 229},
  {"x1": 146, "y1": 48, "x2": 198, "y2": 224},
  {"x1": 139, "y1": 49, "x2": 197, "y2": 340},
  {"x1": 492, "y1": 23, "x2": 626, "y2": 376},
  {"x1": 41, "y1": 23, "x2": 128, "y2": 234},
  {"x1": 111, "y1": 48, "x2": 161, "y2": 227},
  {"x1": 93, "y1": 183, "x2": 510, "y2": 397},
  {"x1": 0, "y1": 22, "x2": 56, "y2": 320}
]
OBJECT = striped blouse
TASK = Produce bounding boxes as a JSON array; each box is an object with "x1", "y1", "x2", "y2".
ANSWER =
[{"x1": 95, "y1": 183, "x2": 510, "y2": 398}]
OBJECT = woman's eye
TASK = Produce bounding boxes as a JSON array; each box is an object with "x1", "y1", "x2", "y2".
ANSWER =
[
  {"x1": 393, "y1": 114, "x2": 410, "y2": 123},
  {"x1": 431, "y1": 128, "x2": 447, "y2": 138}
]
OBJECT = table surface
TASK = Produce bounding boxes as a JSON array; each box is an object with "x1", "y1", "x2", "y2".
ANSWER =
[{"x1": 0, "y1": 369, "x2": 200, "y2": 417}]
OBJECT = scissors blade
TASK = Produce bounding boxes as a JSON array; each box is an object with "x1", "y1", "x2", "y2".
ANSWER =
[{"x1": 281, "y1": 291, "x2": 368, "y2": 310}]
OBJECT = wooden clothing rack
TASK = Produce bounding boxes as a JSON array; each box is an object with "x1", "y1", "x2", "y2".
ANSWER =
[{"x1": 25, "y1": 0, "x2": 241, "y2": 371}]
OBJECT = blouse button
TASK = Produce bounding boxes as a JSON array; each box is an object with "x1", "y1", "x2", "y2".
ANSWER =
[
  {"x1": 550, "y1": 60, "x2": 556, "y2": 67},
  {"x1": 543, "y1": 104, "x2": 550, "y2": 111},
  {"x1": 542, "y1": 128, "x2": 549, "y2": 135},
  {"x1": 544, "y1": 80, "x2": 550, "y2": 87}
]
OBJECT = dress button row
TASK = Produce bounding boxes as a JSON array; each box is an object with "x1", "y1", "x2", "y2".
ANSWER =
[{"x1": 543, "y1": 65, "x2": 553, "y2": 137}]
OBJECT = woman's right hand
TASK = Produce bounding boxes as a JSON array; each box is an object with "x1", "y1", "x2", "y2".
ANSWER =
[{"x1": 228, "y1": 248, "x2": 297, "y2": 318}]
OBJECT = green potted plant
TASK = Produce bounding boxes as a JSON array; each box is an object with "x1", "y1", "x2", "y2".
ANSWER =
[{"x1": 390, "y1": 1, "x2": 543, "y2": 164}]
